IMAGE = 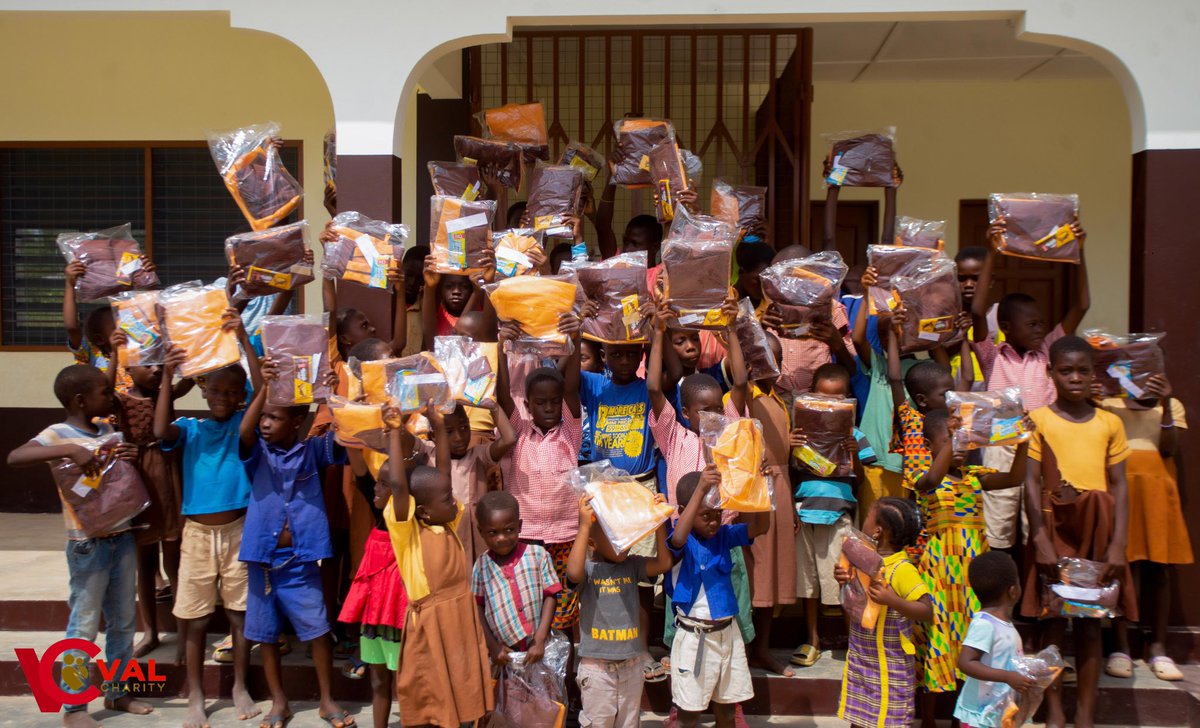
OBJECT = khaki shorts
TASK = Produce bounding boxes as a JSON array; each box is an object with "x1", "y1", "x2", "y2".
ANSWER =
[
  {"x1": 981, "y1": 445, "x2": 1026, "y2": 549},
  {"x1": 796, "y1": 515, "x2": 852, "y2": 606},
  {"x1": 173, "y1": 517, "x2": 248, "y2": 619},
  {"x1": 670, "y1": 620, "x2": 754, "y2": 712},
  {"x1": 577, "y1": 656, "x2": 645, "y2": 728}
]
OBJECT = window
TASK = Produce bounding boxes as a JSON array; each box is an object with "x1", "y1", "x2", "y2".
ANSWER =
[{"x1": 0, "y1": 142, "x2": 301, "y2": 348}]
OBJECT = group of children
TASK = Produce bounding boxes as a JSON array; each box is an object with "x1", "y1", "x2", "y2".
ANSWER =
[{"x1": 11, "y1": 147, "x2": 1191, "y2": 728}]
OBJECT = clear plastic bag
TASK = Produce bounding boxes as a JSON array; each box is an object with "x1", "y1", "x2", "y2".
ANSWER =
[
  {"x1": 358, "y1": 354, "x2": 439, "y2": 405},
  {"x1": 577, "y1": 251, "x2": 650, "y2": 344},
  {"x1": 207, "y1": 121, "x2": 303, "y2": 231},
  {"x1": 710, "y1": 179, "x2": 767, "y2": 236},
  {"x1": 322, "y1": 211, "x2": 410, "y2": 289},
  {"x1": 648, "y1": 138, "x2": 689, "y2": 223},
  {"x1": 1041, "y1": 557, "x2": 1121, "y2": 619},
  {"x1": 988, "y1": 193, "x2": 1081, "y2": 264},
  {"x1": 387, "y1": 367, "x2": 454, "y2": 415},
  {"x1": 323, "y1": 130, "x2": 337, "y2": 192},
  {"x1": 865, "y1": 244, "x2": 942, "y2": 315},
  {"x1": 493, "y1": 662, "x2": 566, "y2": 728},
  {"x1": 261, "y1": 314, "x2": 332, "y2": 406},
  {"x1": 57, "y1": 224, "x2": 160, "y2": 302},
  {"x1": 111, "y1": 290, "x2": 165, "y2": 368},
  {"x1": 559, "y1": 142, "x2": 604, "y2": 183},
  {"x1": 526, "y1": 165, "x2": 585, "y2": 235},
  {"x1": 1084, "y1": 329, "x2": 1166, "y2": 399},
  {"x1": 329, "y1": 396, "x2": 393, "y2": 452},
  {"x1": 493, "y1": 229, "x2": 544, "y2": 279},
  {"x1": 822, "y1": 127, "x2": 897, "y2": 188},
  {"x1": 481, "y1": 102, "x2": 550, "y2": 163},
  {"x1": 946, "y1": 387, "x2": 1031, "y2": 452},
  {"x1": 224, "y1": 220, "x2": 313, "y2": 299},
  {"x1": 507, "y1": 631, "x2": 571, "y2": 706},
  {"x1": 699, "y1": 412, "x2": 771, "y2": 512},
  {"x1": 894, "y1": 215, "x2": 946, "y2": 250},
  {"x1": 432, "y1": 336, "x2": 497, "y2": 409},
  {"x1": 454, "y1": 135, "x2": 525, "y2": 190},
  {"x1": 733, "y1": 297, "x2": 780, "y2": 381},
  {"x1": 158, "y1": 281, "x2": 241, "y2": 378},
  {"x1": 430, "y1": 196, "x2": 497, "y2": 275},
  {"x1": 428, "y1": 160, "x2": 486, "y2": 200},
  {"x1": 661, "y1": 208, "x2": 737, "y2": 330},
  {"x1": 991, "y1": 645, "x2": 1065, "y2": 728},
  {"x1": 484, "y1": 272, "x2": 579, "y2": 355},
  {"x1": 890, "y1": 257, "x2": 964, "y2": 353},
  {"x1": 567, "y1": 460, "x2": 674, "y2": 554},
  {"x1": 838, "y1": 528, "x2": 884, "y2": 629},
  {"x1": 610, "y1": 118, "x2": 675, "y2": 188},
  {"x1": 51, "y1": 432, "x2": 150, "y2": 540},
  {"x1": 760, "y1": 251, "x2": 848, "y2": 338},
  {"x1": 791, "y1": 393, "x2": 856, "y2": 477}
]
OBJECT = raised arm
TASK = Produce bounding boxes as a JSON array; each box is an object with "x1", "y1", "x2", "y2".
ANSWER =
[
  {"x1": 670, "y1": 464, "x2": 720, "y2": 549},
  {"x1": 427, "y1": 405, "x2": 451, "y2": 478},
  {"x1": 852, "y1": 267, "x2": 876, "y2": 370},
  {"x1": 971, "y1": 244, "x2": 997, "y2": 343},
  {"x1": 647, "y1": 301, "x2": 671, "y2": 417},
  {"x1": 386, "y1": 408, "x2": 411, "y2": 522},
  {"x1": 724, "y1": 298, "x2": 750, "y2": 417},
  {"x1": 223, "y1": 306, "x2": 261, "y2": 393},
  {"x1": 239, "y1": 356, "x2": 277, "y2": 450},
  {"x1": 594, "y1": 179, "x2": 618, "y2": 259},
  {"x1": 565, "y1": 495, "x2": 594, "y2": 585},
  {"x1": 152, "y1": 346, "x2": 186, "y2": 443},
  {"x1": 388, "y1": 266, "x2": 407, "y2": 355},
  {"x1": 645, "y1": 506, "x2": 675, "y2": 577},
  {"x1": 1060, "y1": 223, "x2": 1090, "y2": 335},
  {"x1": 558, "y1": 313, "x2": 582, "y2": 418},
  {"x1": 886, "y1": 308, "x2": 908, "y2": 420},
  {"x1": 63, "y1": 262, "x2": 85, "y2": 351},
  {"x1": 421, "y1": 255, "x2": 441, "y2": 352},
  {"x1": 495, "y1": 322, "x2": 519, "y2": 418},
  {"x1": 954, "y1": 311, "x2": 974, "y2": 392},
  {"x1": 486, "y1": 398, "x2": 518, "y2": 462}
]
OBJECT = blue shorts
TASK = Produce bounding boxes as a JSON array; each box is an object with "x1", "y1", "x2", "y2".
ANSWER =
[{"x1": 244, "y1": 548, "x2": 329, "y2": 644}]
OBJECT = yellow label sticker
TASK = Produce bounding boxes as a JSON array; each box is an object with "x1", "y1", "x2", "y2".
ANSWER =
[
  {"x1": 294, "y1": 379, "x2": 314, "y2": 404},
  {"x1": 568, "y1": 155, "x2": 599, "y2": 181},
  {"x1": 793, "y1": 444, "x2": 837, "y2": 477},
  {"x1": 1033, "y1": 224, "x2": 1077, "y2": 251},
  {"x1": 638, "y1": 154, "x2": 651, "y2": 172},
  {"x1": 657, "y1": 179, "x2": 674, "y2": 222},
  {"x1": 247, "y1": 266, "x2": 293, "y2": 290},
  {"x1": 534, "y1": 214, "x2": 559, "y2": 231},
  {"x1": 701, "y1": 308, "x2": 730, "y2": 327}
]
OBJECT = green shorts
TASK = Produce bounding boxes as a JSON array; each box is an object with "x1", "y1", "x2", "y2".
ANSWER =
[{"x1": 360, "y1": 634, "x2": 402, "y2": 671}]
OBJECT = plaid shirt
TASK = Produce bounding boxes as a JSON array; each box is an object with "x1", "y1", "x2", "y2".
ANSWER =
[
  {"x1": 500, "y1": 401, "x2": 582, "y2": 543},
  {"x1": 776, "y1": 301, "x2": 857, "y2": 394},
  {"x1": 649, "y1": 398, "x2": 741, "y2": 506},
  {"x1": 972, "y1": 323, "x2": 1065, "y2": 411},
  {"x1": 471, "y1": 543, "x2": 562, "y2": 648}
]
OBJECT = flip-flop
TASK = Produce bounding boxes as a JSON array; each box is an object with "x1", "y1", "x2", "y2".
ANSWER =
[
  {"x1": 1105, "y1": 652, "x2": 1133, "y2": 679},
  {"x1": 319, "y1": 710, "x2": 356, "y2": 728},
  {"x1": 790, "y1": 644, "x2": 820, "y2": 667},
  {"x1": 1149, "y1": 655, "x2": 1184, "y2": 681},
  {"x1": 1061, "y1": 663, "x2": 1077, "y2": 685},
  {"x1": 342, "y1": 657, "x2": 367, "y2": 680},
  {"x1": 643, "y1": 660, "x2": 668, "y2": 683},
  {"x1": 212, "y1": 635, "x2": 234, "y2": 664},
  {"x1": 259, "y1": 712, "x2": 291, "y2": 728}
]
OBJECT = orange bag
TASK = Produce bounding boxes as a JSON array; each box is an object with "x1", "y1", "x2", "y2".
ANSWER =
[
  {"x1": 329, "y1": 396, "x2": 393, "y2": 452},
  {"x1": 699, "y1": 412, "x2": 771, "y2": 512},
  {"x1": 484, "y1": 274, "x2": 579, "y2": 352},
  {"x1": 493, "y1": 229, "x2": 544, "y2": 279},
  {"x1": 430, "y1": 197, "x2": 497, "y2": 275},
  {"x1": 111, "y1": 290, "x2": 164, "y2": 368},
  {"x1": 482, "y1": 102, "x2": 550, "y2": 162},
  {"x1": 158, "y1": 282, "x2": 240, "y2": 379},
  {"x1": 568, "y1": 462, "x2": 673, "y2": 554},
  {"x1": 322, "y1": 211, "x2": 410, "y2": 289},
  {"x1": 207, "y1": 122, "x2": 303, "y2": 231}
]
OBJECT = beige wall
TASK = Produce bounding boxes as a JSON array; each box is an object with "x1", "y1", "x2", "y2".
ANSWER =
[
  {"x1": 0, "y1": 12, "x2": 334, "y2": 408},
  {"x1": 813, "y1": 79, "x2": 1131, "y2": 332}
]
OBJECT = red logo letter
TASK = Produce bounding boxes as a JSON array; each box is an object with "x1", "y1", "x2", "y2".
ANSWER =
[{"x1": 15, "y1": 639, "x2": 102, "y2": 713}]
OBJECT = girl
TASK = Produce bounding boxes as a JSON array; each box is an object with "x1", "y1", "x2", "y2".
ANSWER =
[
  {"x1": 912, "y1": 408, "x2": 1031, "y2": 727},
  {"x1": 837, "y1": 497, "x2": 934, "y2": 728}
]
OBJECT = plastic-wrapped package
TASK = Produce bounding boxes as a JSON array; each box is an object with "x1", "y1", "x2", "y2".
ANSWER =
[
  {"x1": 648, "y1": 138, "x2": 688, "y2": 223},
  {"x1": 1084, "y1": 329, "x2": 1166, "y2": 399},
  {"x1": 51, "y1": 432, "x2": 150, "y2": 540},
  {"x1": 989, "y1": 646, "x2": 1065, "y2": 728},
  {"x1": 865, "y1": 245, "x2": 942, "y2": 315},
  {"x1": 577, "y1": 251, "x2": 649, "y2": 344},
  {"x1": 988, "y1": 193, "x2": 1081, "y2": 264},
  {"x1": 224, "y1": 221, "x2": 313, "y2": 299},
  {"x1": 323, "y1": 130, "x2": 337, "y2": 193},
  {"x1": 481, "y1": 102, "x2": 550, "y2": 163},
  {"x1": 323, "y1": 211, "x2": 410, "y2": 289},
  {"x1": 358, "y1": 354, "x2": 438, "y2": 405},
  {"x1": 791, "y1": 394, "x2": 856, "y2": 477},
  {"x1": 430, "y1": 196, "x2": 497, "y2": 275},
  {"x1": 432, "y1": 336, "x2": 497, "y2": 409},
  {"x1": 760, "y1": 251, "x2": 848, "y2": 337},
  {"x1": 822, "y1": 128, "x2": 897, "y2": 188},
  {"x1": 329, "y1": 396, "x2": 391, "y2": 452},
  {"x1": 493, "y1": 229, "x2": 544, "y2": 279},
  {"x1": 111, "y1": 290, "x2": 164, "y2": 368},
  {"x1": 493, "y1": 665, "x2": 566, "y2": 728},
  {"x1": 57, "y1": 224, "x2": 160, "y2": 302},
  {"x1": 484, "y1": 273, "x2": 579, "y2": 354},
  {"x1": 428, "y1": 161, "x2": 486, "y2": 200},
  {"x1": 261, "y1": 314, "x2": 332, "y2": 406},
  {"x1": 661, "y1": 209, "x2": 737, "y2": 329},
  {"x1": 1041, "y1": 557, "x2": 1121, "y2": 619},
  {"x1": 158, "y1": 281, "x2": 241, "y2": 378},
  {"x1": 568, "y1": 460, "x2": 674, "y2": 554},
  {"x1": 946, "y1": 387, "x2": 1030, "y2": 452},
  {"x1": 454, "y1": 135, "x2": 525, "y2": 190},
  {"x1": 894, "y1": 215, "x2": 946, "y2": 250},
  {"x1": 699, "y1": 412, "x2": 771, "y2": 512},
  {"x1": 207, "y1": 122, "x2": 303, "y2": 231},
  {"x1": 387, "y1": 366, "x2": 453, "y2": 414},
  {"x1": 559, "y1": 141, "x2": 604, "y2": 183},
  {"x1": 610, "y1": 118, "x2": 675, "y2": 188},
  {"x1": 526, "y1": 165, "x2": 585, "y2": 235},
  {"x1": 710, "y1": 179, "x2": 767, "y2": 235},
  {"x1": 733, "y1": 297, "x2": 780, "y2": 381},
  {"x1": 507, "y1": 631, "x2": 571, "y2": 710},
  {"x1": 891, "y1": 257, "x2": 964, "y2": 353},
  {"x1": 838, "y1": 528, "x2": 884, "y2": 629}
]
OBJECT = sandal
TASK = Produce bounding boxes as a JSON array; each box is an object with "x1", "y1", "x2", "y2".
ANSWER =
[
  {"x1": 319, "y1": 709, "x2": 356, "y2": 727},
  {"x1": 342, "y1": 657, "x2": 367, "y2": 680},
  {"x1": 1149, "y1": 655, "x2": 1184, "y2": 681},
  {"x1": 643, "y1": 660, "x2": 668, "y2": 683},
  {"x1": 212, "y1": 634, "x2": 234, "y2": 664},
  {"x1": 259, "y1": 711, "x2": 291, "y2": 728},
  {"x1": 789, "y1": 644, "x2": 821, "y2": 667},
  {"x1": 1061, "y1": 663, "x2": 1077, "y2": 685},
  {"x1": 1105, "y1": 652, "x2": 1133, "y2": 679}
]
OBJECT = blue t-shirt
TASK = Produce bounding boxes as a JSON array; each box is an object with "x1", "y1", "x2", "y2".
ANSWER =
[
  {"x1": 794, "y1": 428, "x2": 877, "y2": 524},
  {"x1": 954, "y1": 612, "x2": 1023, "y2": 727},
  {"x1": 666, "y1": 523, "x2": 753, "y2": 620},
  {"x1": 580, "y1": 371, "x2": 657, "y2": 476},
  {"x1": 163, "y1": 410, "x2": 252, "y2": 516}
]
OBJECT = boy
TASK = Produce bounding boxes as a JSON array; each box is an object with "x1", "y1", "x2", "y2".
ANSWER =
[
  {"x1": 788, "y1": 363, "x2": 876, "y2": 668},
  {"x1": 401, "y1": 244, "x2": 430, "y2": 356},
  {"x1": 581, "y1": 340, "x2": 658, "y2": 485},
  {"x1": 422, "y1": 255, "x2": 479, "y2": 339},
  {"x1": 971, "y1": 221, "x2": 1089, "y2": 549},
  {"x1": 471, "y1": 491, "x2": 561, "y2": 667},
  {"x1": 63, "y1": 257, "x2": 152, "y2": 386},
  {"x1": 443, "y1": 403, "x2": 517, "y2": 564},
  {"x1": 667, "y1": 468, "x2": 771, "y2": 728},
  {"x1": 7, "y1": 365, "x2": 153, "y2": 728},
  {"x1": 949, "y1": 246, "x2": 999, "y2": 387},
  {"x1": 566, "y1": 491, "x2": 674, "y2": 728},
  {"x1": 153, "y1": 313, "x2": 261, "y2": 728},
  {"x1": 237, "y1": 358, "x2": 354, "y2": 728}
]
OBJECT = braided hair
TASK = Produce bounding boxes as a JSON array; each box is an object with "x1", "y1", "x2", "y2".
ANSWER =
[{"x1": 874, "y1": 496, "x2": 923, "y2": 550}]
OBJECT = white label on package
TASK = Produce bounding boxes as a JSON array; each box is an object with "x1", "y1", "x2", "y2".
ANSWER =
[
  {"x1": 355, "y1": 234, "x2": 380, "y2": 264},
  {"x1": 495, "y1": 246, "x2": 533, "y2": 269},
  {"x1": 444, "y1": 213, "x2": 489, "y2": 235},
  {"x1": 1050, "y1": 584, "x2": 1105, "y2": 602}
]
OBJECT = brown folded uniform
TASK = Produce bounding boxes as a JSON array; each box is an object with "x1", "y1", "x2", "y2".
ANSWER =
[
  {"x1": 1085, "y1": 330, "x2": 1165, "y2": 399},
  {"x1": 733, "y1": 297, "x2": 779, "y2": 381},
  {"x1": 225, "y1": 221, "x2": 313, "y2": 298},
  {"x1": 610, "y1": 118, "x2": 674, "y2": 188},
  {"x1": 711, "y1": 179, "x2": 767, "y2": 235},
  {"x1": 824, "y1": 132, "x2": 896, "y2": 188},
  {"x1": 428, "y1": 161, "x2": 487, "y2": 200},
  {"x1": 865, "y1": 245, "x2": 941, "y2": 314},
  {"x1": 454, "y1": 135, "x2": 525, "y2": 190},
  {"x1": 58, "y1": 224, "x2": 160, "y2": 302},
  {"x1": 792, "y1": 394, "x2": 856, "y2": 477},
  {"x1": 577, "y1": 252, "x2": 650, "y2": 344},
  {"x1": 760, "y1": 252, "x2": 847, "y2": 338},
  {"x1": 261, "y1": 315, "x2": 333, "y2": 406},
  {"x1": 431, "y1": 197, "x2": 496, "y2": 276},
  {"x1": 52, "y1": 434, "x2": 151, "y2": 539},
  {"x1": 526, "y1": 165, "x2": 585, "y2": 233},
  {"x1": 988, "y1": 193, "x2": 1081, "y2": 264},
  {"x1": 890, "y1": 258, "x2": 964, "y2": 353},
  {"x1": 648, "y1": 139, "x2": 688, "y2": 223}
]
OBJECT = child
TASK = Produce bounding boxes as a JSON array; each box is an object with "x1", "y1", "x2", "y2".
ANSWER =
[
  {"x1": 422, "y1": 255, "x2": 478, "y2": 339},
  {"x1": 7, "y1": 365, "x2": 154, "y2": 728},
  {"x1": 383, "y1": 421, "x2": 492, "y2": 726},
  {"x1": 1022, "y1": 336, "x2": 1135, "y2": 728},
  {"x1": 443, "y1": 403, "x2": 517, "y2": 564},
  {"x1": 566, "y1": 491, "x2": 674, "y2": 728},
  {"x1": 912, "y1": 408, "x2": 1031, "y2": 728},
  {"x1": 954, "y1": 551, "x2": 1036, "y2": 728},
  {"x1": 733, "y1": 242, "x2": 775, "y2": 310},
  {"x1": 237, "y1": 358, "x2": 354, "y2": 728},
  {"x1": 837, "y1": 497, "x2": 934, "y2": 728},
  {"x1": 948, "y1": 246, "x2": 999, "y2": 388},
  {"x1": 153, "y1": 316, "x2": 261, "y2": 727},
  {"x1": 666, "y1": 468, "x2": 771, "y2": 728},
  {"x1": 1102, "y1": 373, "x2": 1191, "y2": 681},
  {"x1": 63, "y1": 257, "x2": 151, "y2": 388},
  {"x1": 402, "y1": 244, "x2": 430, "y2": 356},
  {"x1": 788, "y1": 363, "x2": 876, "y2": 669},
  {"x1": 472, "y1": 491, "x2": 561, "y2": 667}
]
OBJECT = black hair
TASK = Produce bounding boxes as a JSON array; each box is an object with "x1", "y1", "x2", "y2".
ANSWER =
[
  {"x1": 409, "y1": 465, "x2": 449, "y2": 505},
  {"x1": 772, "y1": 244, "x2": 812, "y2": 264},
  {"x1": 53, "y1": 364, "x2": 106, "y2": 408},
  {"x1": 874, "y1": 496, "x2": 922, "y2": 549},
  {"x1": 525, "y1": 366, "x2": 565, "y2": 399},
  {"x1": 813, "y1": 362, "x2": 850, "y2": 389},
  {"x1": 506, "y1": 201, "x2": 527, "y2": 222},
  {"x1": 676, "y1": 471, "x2": 703, "y2": 508},
  {"x1": 1049, "y1": 335, "x2": 1094, "y2": 366},
  {"x1": 922, "y1": 407, "x2": 952, "y2": 441},
  {"x1": 403, "y1": 244, "x2": 430, "y2": 264},
  {"x1": 904, "y1": 360, "x2": 951, "y2": 400},
  {"x1": 83, "y1": 307, "x2": 114, "y2": 343},
  {"x1": 336, "y1": 307, "x2": 367, "y2": 338},
  {"x1": 997, "y1": 293, "x2": 1038, "y2": 324},
  {"x1": 443, "y1": 403, "x2": 469, "y2": 425},
  {"x1": 679, "y1": 373, "x2": 722, "y2": 409},
  {"x1": 206, "y1": 364, "x2": 248, "y2": 388},
  {"x1": 968, "y1": 550, "x2": 1020, "y2": 606},
  {"x1": 626, "y1": 215, "x2": 664, "y2": 245},
  {"x1": 735, "y1": 242, "x2": 776, "y2": 273},
  {"x1": 475, "y1": 490, "x2": 520, "y2": 525},
  {"x1": 347, "y1": 337, "x2": 391, "y2": 363},
  {"x1": 954, "y1": 246, "x2": 988, "y2": 265}
]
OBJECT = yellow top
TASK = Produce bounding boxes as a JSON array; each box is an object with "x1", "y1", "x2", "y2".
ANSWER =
[
  {"x1": 1100, "y1": 397, "x2": 1187, "y2": 452},
  {"x1": 1028, "y1": 406, "x2": 1130, "y2": 491},
  {"x1": 383, "y1": 496, "x2": 464, "y2": 602}
]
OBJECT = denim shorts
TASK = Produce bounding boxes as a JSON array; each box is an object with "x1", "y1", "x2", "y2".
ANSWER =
[{"x1": 244, "y1": 547, "x2": 329, "y2": 644}]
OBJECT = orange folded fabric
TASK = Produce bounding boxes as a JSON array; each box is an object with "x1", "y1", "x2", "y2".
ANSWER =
[
  {"x1": 704, "y1": 415, "x2": 771, "y2": 512},
  {"x1": 585, "y1": 479, "x2": 675, "y2": 554},
  {"x1": 483, "y1": 102, "x2": 550, "y2": 162},
  {"x1": 359, "y1": 354, "x2": 438, "y2": 405},
  {"x1": 322, "y1": 211, "x2": 409, "y2": 289},
  {"x1": 430, "y1": 197, "x2": 496, "y2": 275},
  {"x1": 159, "y1": 282, "x2": 240, "y2": 379},
  {"x1": 111, "y1": 290, "x2": 164, "y2": 368},
  {"x1": 493, "y1": 229, "x2": 543, "y2": 279},
  {"x1": 208, "y1": 123, "x2": 303, "y2": 232},
  {"x1": 485, "y1": 274, "x2": 578, "y2": 349},
  {"x1": 329, "y1": 397, "x2": 391, "y2": 452}
]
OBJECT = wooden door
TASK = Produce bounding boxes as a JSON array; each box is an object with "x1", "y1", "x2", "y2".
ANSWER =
[{"x1": 808, "y1": 199, "x2": 877, "y2": 269}]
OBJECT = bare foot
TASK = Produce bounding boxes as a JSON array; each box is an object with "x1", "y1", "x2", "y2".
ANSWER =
[
  {"x1": 62, "y1": 711, "x2": 101, "y2": 728},
  {"x1": 233, "y1": 684, "x2": 261, "y2": 720},
  {"x1": 104, "y1": 696, "x2": 153, "y2": 715},
  {"x1": 748, "y1": 649, "x2": 795, "y2": 678},
  {"x1": 259, "y1": 701, "x2": 291, "y2": 728},
  {"x1": 183, "y1": 693, "x2": 210, "y2": 728},
  {"x1": 133, "y1": 633, "x2": 160, "y2": 659},
  {"x1": 319, "y1": 701, "x2": 356, "y2": 728}
]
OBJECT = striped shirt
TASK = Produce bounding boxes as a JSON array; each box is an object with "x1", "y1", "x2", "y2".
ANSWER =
[
  {"x1": 794, "y1": 428, "x2": 877, "y2": 524},
  {"x1": 650, "y1": 398, "x2": 741, "y2": 506},
  {"x1": 775, "y1": 301, "x2": 857, "y2": 395},
  {"x1": 33, "y1": 421, "x2": 125, "y2": 539},
  {"x1": 500, "y1": 401, "x2": 582, "y2": 543},
  {"x1": 471, "y1": 543, "x2": 562, "y2": 648},
  {"x1": 972, "y1": 323, "x2": 1065, "y2": 411}
]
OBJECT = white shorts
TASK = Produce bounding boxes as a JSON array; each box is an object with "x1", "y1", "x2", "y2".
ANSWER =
[
  {"x1": 981, "y1": 445, "x2": 1026, "y2": 549},
  {"x1": 796, "y1": 515, "x2": 852, "y2": 606},
  {"x1": 669, "y1": 619, "x2": 754, "y2": 712}
]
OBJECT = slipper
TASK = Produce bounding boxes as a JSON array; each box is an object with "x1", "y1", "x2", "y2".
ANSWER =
[
  {"x1": 1149, "y1": 655, "x2": 1184, "y2": 681},
  {"x1": 277, "y1": 636, "x2": 292, "y2": 656},
  {"x1": 1061, "y1": 663, "x2": 1077, "y2": 685},
  {"x1": 342, "y1": 657, "x2": 367, "y2": 680},
  {"x1": 155, "y1": 584, "x2": 173, "y2": 604},
  {"x1": 259, "y1": 713, "x2": 291, "y2": 728},
  {"x1": 320, "y1": 710, "x2": 357, "y2": 728},
  {"x1": 212, "y1": 634, "x2": 234, "y2": 664},
  {"x1": 790, "y1": 644, "x2": 820, "y2": 667},
  {"x1": 643, "y1": 660, "x2": 668, "y2": 683},
  {"x1": 1105, "y1": 652, "x2": 1133, "y2": 679}
]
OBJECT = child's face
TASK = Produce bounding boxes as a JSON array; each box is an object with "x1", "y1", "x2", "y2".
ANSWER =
[
  {"x1": 843, "y1": 264, "x2": 866, "y2": 297},
  {"x1": 999, "y1": 304, "x2": 1047, "y2": 353},
  {"x1": 373, "y1": 471, "x2": 393, "y2": 511},
  {"x1": 604, "y1": 343, "x2": 644, "y2": 384},
  {"x1": 924, "y1": 427, "x2": 963, "y2": 469},
  {"x1": 339, "y1": 311, "x2": 377, "y2": 350},
  {"x1": 444, "y1": 411, "x2": 472, "y2": 458},
  {"x1": 1049, "y1": 351, "x2": 1094, "y2": 402},
  {"x1": 686, "y1": 503, "x2": 724, "y2": 540},
  {"x1": 402, "y1": 256, "x2": 424, "y2": 305},
  {"x1": 478, "y1": 508, "x2": 522, "y2": 557},
  {"x1": 79, "y1": 379, "x2": 115, "y2": 419},
  {"x1": 669, "y1": 329, "x2": 702, "y2": 369},
  {"x1": 580, "y1": 341, "x2": 603, "y2": 374},
  {"x1": 813, "y1": 376, "x2": 848, "y2": 398},
  {"x1": 915, "y1": 373, "x2": 955, "y2": 413},
  {"x1": 415, "y1": 474, "x2": 458, "y2": 525},
  {"x1": 440, "y1": 276, "x2": 473, "y2": 316},
  {"x1": 683, "y1": 387, "x2": 723, "y2": 434},
  {"x1": 736, "y1": 264, "x2": 766, "y2": 303},
  {"x1": 956, "y1": 258, "x2": 984, "y2": 305},
  {"x1": 623, "y1": 227, "x2": 660, "y2": 262},
  {"x1": 87, "y1": 311, "x2": 116, "y2": 354},
  {"x1": 862, "y1": 506, "x2": 883, "y2": 545},
  {"x1": 526, "y1": 379, "x2": 565, "y2": 431},
  {"x1": 258, "y1": 405, "x2": 303, "y2": 445},
  {"x1": 128, "y1": 364, "x2": 163, "y2": 393},
  {"x1": 202, "y1": 370, "x2": 245, "y2": 420},
  {"x1": 454, "y1": 313, "x2": 485, "y2": 341}
]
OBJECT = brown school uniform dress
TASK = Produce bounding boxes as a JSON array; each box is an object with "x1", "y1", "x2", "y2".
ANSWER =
[{"x1": 116, "y1": 390, "x2": 182, "y2": 545}]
